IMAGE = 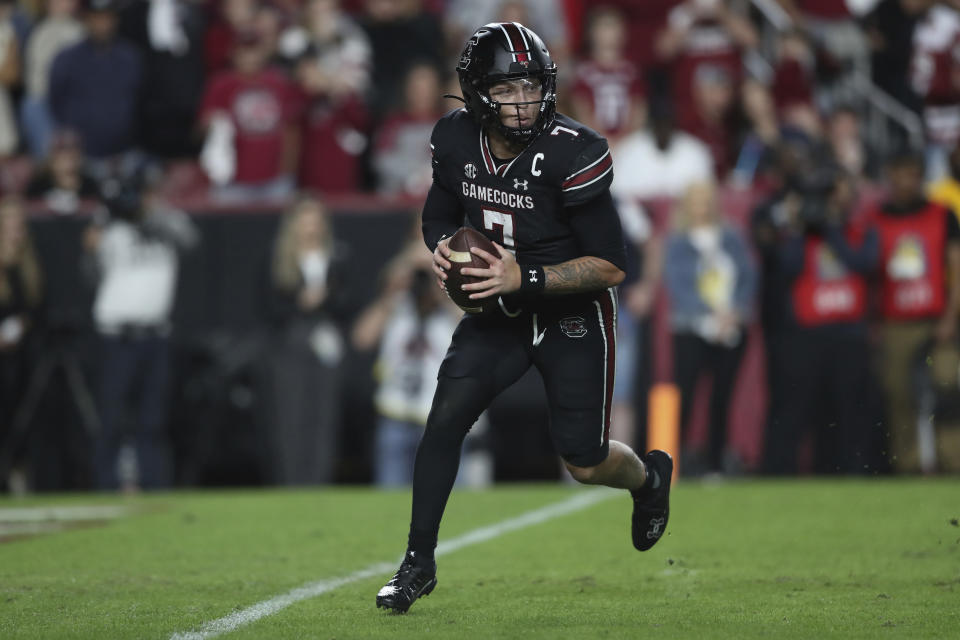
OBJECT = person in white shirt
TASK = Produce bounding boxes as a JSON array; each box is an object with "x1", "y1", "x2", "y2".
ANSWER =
[
  {"x1": 85, "y1": 168, "x2": 197, "y2": 491},
  {"x1": 610, "y1": 98, "x2": 714, "y2": 202}
]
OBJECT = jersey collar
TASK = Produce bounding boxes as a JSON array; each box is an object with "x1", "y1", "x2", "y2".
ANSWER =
[{"x1": 479, "y1": 129, "x2": 525, "y2": 178}]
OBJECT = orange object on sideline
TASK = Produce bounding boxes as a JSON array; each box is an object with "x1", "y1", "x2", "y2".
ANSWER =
[{"x1": 647, "y1": 383, "x2": 680, "y2": 481}]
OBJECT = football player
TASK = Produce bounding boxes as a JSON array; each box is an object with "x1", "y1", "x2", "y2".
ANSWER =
[{"x1": 376, "y1": 22, "x2": 673, "y2": 613}]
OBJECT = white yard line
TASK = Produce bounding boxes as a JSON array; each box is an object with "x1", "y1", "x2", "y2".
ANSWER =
[
  {"x1": 170, "y1": 489, "x2": 616, "y2": 640},
  {"x1": 0, "y1": 505, "x2": 130, "y2": 522}
]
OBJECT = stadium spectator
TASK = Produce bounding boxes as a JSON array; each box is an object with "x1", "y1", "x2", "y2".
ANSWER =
[
  {"x1": 20, "y1": 0, "x2": 83, "y2": 160},
  {"x1": 444, "y1": 0, "x2": 570, "y2": 66},
  {"x1": 610, "y1": 98, "x2": 714, "y2": 201},
  {"x1": 826, "y1": 105, "x2": 880, "y2": 181},
  {"x1": 581, "y1": 0, "x2": 675, "y2": 82},
  {"x1": 351, "y1": 234, "x2": 464, "y2": 487},
  {"x1": 198, "y1": 27, "x2": 300, "y2": 203},
  {"x1": 0, "y1": 0, "x2": 19, "y2": 158},
  {"x1": 0, "y1": 197, "x2": 43, "y2": 491},
  {"x1": 568, "y1": 6, "x2": 646, "y2": 149},
  {"x1": 910, "y1": 0, "x2": 960, "y2": 180},
  {"x1": 49, "y1": 0, "x2": 143, "y2": 169},
  {"x1": 253, "y1": 1, "x2": 287, "y2": 67},
  {"x1": 769, "y1": 29, "x2": 824, "y2": 143},
  {"x1": 775, "y1": 0, "x2": 871, "y2": 77},
  {"x1": 771, "y1": 30, "x2": 816, "y2": 120},
  {"x1": 865, "y1": 0, "x2": 928, "y2": 112},
  {"x1": 655, "y1": 0, "x2": 757, "y2": 139},
  {"x1": 86, "y1": 168, "x2": 199, "y2": 491},
  {"x1": 203, "y1": 0, "x2": 258, "y2": 74},
  {"x1": 359, "y1": 0, "x2": 444, "y2": 116},
  {"x1": 772, "y1": 168, "x2": 881, "y2": 473},
  {"x1": 664, "y1": 181, "x2": 757, "y2": 475},
  {"x1": 279, "y1": 0, "x2": 372, "y2": 98},
  {"x1": 371, "y1": 61, "x2": 443, "y2": 196},
  {"x1": 684, "y1": 63, "x2": 738, "y2": 177},
  {"x1": 286, "y1": 0, "x2": 372, "y2": 193},
  {"x1": 869, "y1": 150, "x2": 960, "y2": 473},
  {"x1": 25, "y1": 129, "x2": 101, "y2": 214},
  {"x1": 117, "y1": 0, "x2": 206, "y2": 159},
  {"x1": 731, "y1": 80, "x2": 781, "y2": 187},
  {"x1": 262, "y1": 195, "x2": 347, "y2": 485}
]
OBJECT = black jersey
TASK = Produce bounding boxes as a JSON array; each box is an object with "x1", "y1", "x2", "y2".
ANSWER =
[{"x1": 423, "y1": 109, "x2": 626, "y2": 271}]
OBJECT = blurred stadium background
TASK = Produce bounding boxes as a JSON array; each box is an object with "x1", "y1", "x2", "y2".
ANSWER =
[{"x1": 1, "y1": 0, "x2": 960, "y2": 494}]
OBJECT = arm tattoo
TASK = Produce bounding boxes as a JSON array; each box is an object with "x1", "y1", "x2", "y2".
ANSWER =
[{"x1": 543, "y1": 257, "x2": 617, "y2": 295}]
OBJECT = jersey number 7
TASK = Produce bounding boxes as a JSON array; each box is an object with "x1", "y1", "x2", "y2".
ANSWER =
[{"x1": 482, "y1": 208, "x2": 516, "y2": 256}]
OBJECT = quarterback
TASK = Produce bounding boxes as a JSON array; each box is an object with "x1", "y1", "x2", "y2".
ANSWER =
[{"x1": 376, "y1": 22, "x2": 673, "y2": 613}]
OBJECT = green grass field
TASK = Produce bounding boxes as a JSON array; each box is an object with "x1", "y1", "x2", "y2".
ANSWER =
[{"x1": 1, "y1": 479, "x2": 958, "y2": 639}]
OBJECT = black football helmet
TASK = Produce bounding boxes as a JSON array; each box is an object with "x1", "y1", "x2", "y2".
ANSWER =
[{"x1": 456, "y1": 22, "x2": 557, "y2": 145}]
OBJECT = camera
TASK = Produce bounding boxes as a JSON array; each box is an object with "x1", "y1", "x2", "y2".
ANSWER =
[{"x1": 793, "y1": 165, "x2": 843, "y2": 232}]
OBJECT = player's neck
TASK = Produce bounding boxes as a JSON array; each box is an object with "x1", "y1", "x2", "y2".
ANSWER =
[{"x1": 487, "y1": 129, "x2": 524, "y2": 161}]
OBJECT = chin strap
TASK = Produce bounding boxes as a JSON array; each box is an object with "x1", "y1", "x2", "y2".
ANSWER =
[{"x1": 442, "y1": 94, "x2": 467, "y2": 104}]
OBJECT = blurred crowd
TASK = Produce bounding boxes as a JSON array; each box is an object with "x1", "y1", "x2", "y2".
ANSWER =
[
  {"x1": 0, "y1": 0, "x2": 946, "y2": 201},
  {"x1": 3, "y1": 0, "x2": 960, "y2": 492}
]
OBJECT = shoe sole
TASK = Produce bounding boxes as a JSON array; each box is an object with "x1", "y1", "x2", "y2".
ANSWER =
[{"x1": 375, "y1": 577, "x2": 438, "y2": 613}]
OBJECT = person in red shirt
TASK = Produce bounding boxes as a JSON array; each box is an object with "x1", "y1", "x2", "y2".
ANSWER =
[
  {"x1": 290, "y1": 0, "x2": 372, "y2": 194},
  {"x1": 655, "y1": 0, "x2": 757, "y2": 136},
  {"x1": 870, "y1": 151, "x2": 960, "y2": 472},
  {"x1": 568, "y1": 6, "x2": 646, "y2": 149},
  {"x1": 683, "y1": 63, "x2": 736, "y2": 177},
  {"x1": 199, "y1": 28, "x2": 300, "y2": 202}
]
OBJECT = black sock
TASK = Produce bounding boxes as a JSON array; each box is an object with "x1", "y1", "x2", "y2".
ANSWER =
[
  {"x1": 407, "y1": 377, "x2": 487, "y2": 563},
  {"x1": 406, "y1": 427, "x2": 466, "y2": 563},
  {"x1": 407, "y1": 375, "x2": 493, "y2": 561}
]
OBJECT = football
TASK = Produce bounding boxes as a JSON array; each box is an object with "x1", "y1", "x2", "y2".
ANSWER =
[{"x1": 444, "y1": 227, "x2": 499, "y2": 314}]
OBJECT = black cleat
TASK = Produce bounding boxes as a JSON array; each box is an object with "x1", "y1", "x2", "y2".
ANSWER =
[
  {"x1": 376, "y1": 551, "x2": 437, "y2": 613},
  {"x1": 631, "y1": 450, "x2": 673, "y2": 551}
]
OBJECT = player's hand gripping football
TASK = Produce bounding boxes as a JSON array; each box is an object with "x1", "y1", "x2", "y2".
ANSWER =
[{"x1": 461, "y1": 243, "x2": 521, "y2": 299}]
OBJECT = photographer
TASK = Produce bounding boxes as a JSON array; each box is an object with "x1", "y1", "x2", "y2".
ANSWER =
[
  {"x1": 771, "y1": 168, "x2": 880, "y2": 474},
  {"x1": 85, "y1": 169, "x2": 198, "y2": 491},
  {"x1": 869, "y1": 151, "x2": 960, "y2": 473},
  {"x1": 352, "y1": 235, "x2": 465, "y2": 487}
]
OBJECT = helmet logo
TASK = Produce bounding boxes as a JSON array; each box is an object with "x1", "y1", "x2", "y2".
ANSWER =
[
  {"x1": 459, "y1": 35, "x2": 479, "y2": 70},
  {"x1": 464, "y1": 163, "x2": 478, "y2": 179}
]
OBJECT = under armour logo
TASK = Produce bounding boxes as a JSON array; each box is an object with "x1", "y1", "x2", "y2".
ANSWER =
[
  {"x1": 514, "y1": 178, "x2": 528, "y2": 191},
  {"x1": 647, "y1": 517, "x2": 665, "y2": 539},
  {"x1": 528, "y1": 269, "x2": 538, "y2": 283}
]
